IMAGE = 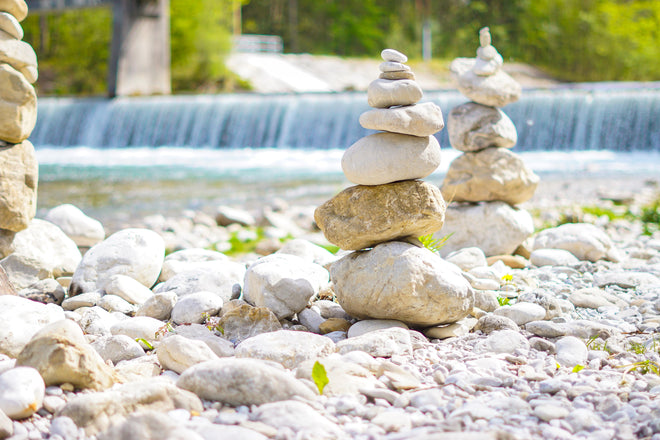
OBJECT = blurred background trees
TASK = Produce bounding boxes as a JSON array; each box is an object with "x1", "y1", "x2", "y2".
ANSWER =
[{"x1": 21, "y1": 0, "x2": 660, "y2": 95}]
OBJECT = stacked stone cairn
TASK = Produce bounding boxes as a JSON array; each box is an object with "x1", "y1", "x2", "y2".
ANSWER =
[
  {"x1": 314, "y1": 49, "x2": 474, "y2": 329},
  {"x1": 436, "y1": 27, "x2": 538, "y2": 257},
  {"x1": 0, "y1": 0, "x2": 38, "y2": 251}
]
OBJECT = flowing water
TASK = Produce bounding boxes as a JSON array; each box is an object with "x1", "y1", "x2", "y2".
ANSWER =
[{"x1": 33, "y1": 85, "x2": 660, "y2": 226}]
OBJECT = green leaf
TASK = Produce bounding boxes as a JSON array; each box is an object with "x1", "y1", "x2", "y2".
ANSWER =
[
  {"x1": 136, "y1": 338, "x2": 154, "y2": 350},
  {"x1": 215, "y1": 325, "x2": 225, "y2": 335},
  {"x1": 572, "y1": 364, "x2": 585, "y2": 373},
  {"x1": 311, "y1": 361, "x2": 329, "y2": 395}
]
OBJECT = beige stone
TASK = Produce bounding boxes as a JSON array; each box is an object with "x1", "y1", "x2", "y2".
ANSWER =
[
  {"x1": 0, "y1": 140, "x2": 37, "y2": 231},
  {"x1": 441, "y1": 148, "x2": 539, "y2": 205},
  {"x1": 367, "y1": 79, "x2": 422, "y2": 108},
  {"x1": 379, "y1": 71, "x2": 415, "y2": 81},
  {"x1": 319, "y1": 318, "x2": 351, "y2": 334},
  {"x1": 448, "y1": 102, "x2": 517, "y2": 152},
  {"x1": 0, "y1": 0, "x2": 27, "y2": 22},
  {"x1": 216, "y1": 304, "x2": 282, "y2": 343},
  {"x1": 359, "y1": 102, "x2": 444, "y2": 137},
  {"x1": 331, "y1": 242, "x2": 474, "y2": 326},
  {"x1": 457, "y1": 67, "x2": 521, "y2": 107},
  {"x1": 314, "y1": 180, "x2": 446, "y2": 251},
  {"x1": 341, "y1": 132, "x2": 441, "y2": 185},
  {"x1": 0, "y1": 12, "x2": 22, "y2": 40},
  {"x1": 0, "y1": 31, "x2": 37, "y2": 83},
  {"x1": 0, "y1": 64, "x2": 36, "y2": 143}
]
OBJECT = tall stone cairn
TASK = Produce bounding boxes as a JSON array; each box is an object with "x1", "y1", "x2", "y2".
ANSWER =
[
  {"x1": 436, "y1": 27, "x2": 537, "y2": 257},
  {"x1": 0, "y1": 0, "x2": 38, "y2": 235},
  {"x1": 314, "y1": 49, "x2": 474, "y2": 327}
]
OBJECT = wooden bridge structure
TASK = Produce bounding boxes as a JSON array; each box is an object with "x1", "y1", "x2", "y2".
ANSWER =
[{"x1": 26, "y1": 0, "x2": 171, "y2": 97}]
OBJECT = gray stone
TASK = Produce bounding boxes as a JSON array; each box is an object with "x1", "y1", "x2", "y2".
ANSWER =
[
  {"x1": 315, "y1": 180, "x2": 446, "y2": 251},
  {"x1": 98, "y1": 411, "x2": 203, "y2": 440},
  {"x1": 518, "y1": 290, "x2": 563, "y2": 320},
  {"x1": 298, "y1": 307, "x2": 324, "y2": 333},
  {"x1": 135, "y1": 291, "x2": 177, "y2": 320},
  {"x1": 56, "y1": 380, "x2": 203, "y2": 436},
  {"x1": 216, "y1": 304, "x2": 282, "y2": 344},
  {"x1": 337, "y1": 327, "x2": 412, "y2": 357},
  {"x1": 170, "y1": 291, "x2": 223, "y2": 325},
  {"x1": 438, "y1": 201, "x2": 534, "y2": 257},
  {"x1": 347, "y1": 319, "x2": 408, "y2": 338},
  {"x1": 98, "y1": 294, "x2": 135, "y2": 315},
  {"x1": 276, "y1": 238, "x2": 337, "y2": 267},
  {"x1": 442, "y1": 148, "x2": 539, "y2": 205},
  {"x1": 44, "y1": 204, "x2": 105, "y2": 248},
  {"x1": 493, "y1": 302, "x2": 547, "y2": 326},
  {"x1": 445, "y1": 247, "x2": 488, "y2": 272},
  {"x1": 296, "y1": 356, "x2": 379, "y2": 396},
  {"x1": 176, "y1": 358, "x2": 315, "y2": 405},
  {"x1": 79, "y1": 306, "x2": 120, "y2": 336},
  {"x1": 358, "y1": 102, "x2": 444, "y2": 137},
  {"x1": 379, "y1": 61, "x2": 411, "y2": 72},
  {"x1": 474, "y1": 314, "x2": 519, "y2": 334},
  {"x1": 530, "y1": 248, "x2": 580, "y2": 267},
  {"x1": 18, "y1": 278, "x2": 65, "y2": 305},
  {"x1": 0, "y1": 141, "x2": 37, "y2": 232},
  {"x1": 593, "y1": 271, "x2": 659, "y2": 289},
  {"x1": 154, "y1": 265, "x2": 244, "y2": 302},
  {"x1": 447, "y1": 102, "x2": 517, "y2": 152},
  {"x1": 342, "y1": 132, "x2": 441, "y2": 185},
  {"x1": 478, "y1": 329, "x2": 529, "y2": 354},
  {"x1": 90, "y1": 335, "x2": 146, "y2": 364},
  {"x1": 0, "y1": 366, "x2": 44, "y2": 419},
  {"x1": 157, "y1": 334, "x2": 220, "y2": 374},
  {"x1": 62, "y1": 290, "x2": 101, "y2": 311},
  {"x1": 381, "y1": 48, "x2": 407, "y2": 63},
  {"x1": 456, "y1": 66, "x2": 522, "y2": 107},
  {"x1": 532, "y1": 223, "x2": 621, "y2": 262},
  {"x1": 243, "y1": 253, "x2": 328, "y2": 319},
  {"x1": 215, "y1": 205, "x2": 255, "y2": 227},
  {"x1": 110, "y1": 316, "x2": 166, "y2": 344},
  {"x1": 170, "y1": 324, "x2": 235, "y2": 358},
  {"x1": 424, "y1": 317, "x2": 477, "y2": 339},
  {"x1": 235, "y1": 330, "x2": 335, "y2": 369},
  {"x1": 367, "y1": 79, "x2": 423, "y2": 108},
  {"x1": 102, "y1": 274, "x2": 153, "y2": 305},
  {"x1": 253, "y1": 400, "x2": 343, "y2": 439},
  {"x1": 0, "y1": 408, "x2": 11, "y2": 438},
  {"x1": 332, "y1": 242, "x2": 473, "y2": 326},
  {"x1": 159, "y1": 248, "x2": 230, "y2": 282},
  {"x1": 555, "y1": 336, "x2": 587, "y2": 368},
  {"x1": 70, "y1": 229, "x2": 165, "y2": 296},
  {"x1": 192, "y1": 424, "x2": 268, "y2": 440}
]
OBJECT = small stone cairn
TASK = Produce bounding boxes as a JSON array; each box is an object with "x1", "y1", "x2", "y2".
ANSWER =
[
  {"x1": 0, "y1": 0, "x2": 38, "y2": 240},
  {"x1": 437, "y1": 27, "x2": 538, "y2": 257},
  {"x1": 314, "y1": 49, "x2": 474, "y2": 328}
]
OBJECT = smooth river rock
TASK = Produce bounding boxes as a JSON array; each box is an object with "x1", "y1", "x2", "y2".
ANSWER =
[
  {"x1": 437, "y1": 201, "x2": 535, "y2": 257},
  {"x1": 359, "y1": 102, "x2": 445, "y2": 137},
  {"x1": 532, "y1": 223, "x2": 621, "y2": 262},
  {"x1": 456, "y1": 65, "x2": 522, "y2": 107},
  {"x1": 447, "y1": 102, "x2": 517, "y2": 152},
  {"x1": 44, "y1": 204, "x2": 105, "y2": 247},
  {"x1": 235, "y1": 330, "x2": 335, "y2": 369},
  {"x1": 0, "y1": 296, "x2": 65, "y2": 357},
  {"x1": 0, "y1": 30, "x2": 38, "y2": 83},
  {"x1": 0, "y1": 63, "x2": 36, "y2": 143},
  {"x1": 315, "y1": 180, "x2": 446, "y2": 251},
  {"x1": 0, "y1": 140, "x2": 37, "y2": 232},
  {"x1": 367, "y1": 78, "x2": 422, "y2": 108},
  {"x1": 331, "y1": 241, "x2": 474, "y2": 326},
  {"x1": 441, "y1": 147, "x2": 539, "y2": 205},
  {"x1": 0, "y1": 0, "x2": 28, "y2": 22},
  {"x1": 0, "y1": 366, "x2": 44, "y2": 419},
  {"x1": 342, "y1": 132, "x2": 441, "y2": 185}
]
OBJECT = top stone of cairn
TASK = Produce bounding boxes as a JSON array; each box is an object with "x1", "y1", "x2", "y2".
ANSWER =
[
  {"x1": 381, "y1": 48, "x2": 407, "y2": 64},
  {"x1": 472, "y1": 27, "x2": 503, "y2": 76}
]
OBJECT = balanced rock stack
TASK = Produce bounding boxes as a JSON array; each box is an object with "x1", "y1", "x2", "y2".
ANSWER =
[
  {"x1": 315, "y1": 49, "x2": 474, "y2": 328},
  {"x1": 437, "y1": 27, "x2": 538, "y2": 257},
  {"x1": 0, "y1": 0, "x2": 38, "y2": 237}
]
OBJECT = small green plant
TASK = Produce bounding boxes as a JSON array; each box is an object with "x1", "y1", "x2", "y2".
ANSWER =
[
  {"x1": 155, "y1": 322, "x2": 174, "y2": 339},
  {"x1": 618, "y1": 359, "x2": 660, "y2": 376},
  {"x1": 628, "y1": 341, "x2": 647, "y2": 355},
  {"x1": 418, "y1": 233, "x2": 452, "y2": 253},
  {"x1": 135, "y1": 338, "x2": 154, "y2": 350},
  {"x1": 497, "y1": 296, "x2": 511, "y2": 306},
  {"x1": 202, "y1": 312, "x2": 225, "y2": 335},
  {"x1": 311, "y1": 361, "x2": 329, "y2": 395},
  {"x1": 572, "y1": 364, "x2": 585, "y2": 373},
  {"x1": 640, "y1": 198, "x2": 660, "y2": 235},
  {"x1": 318, "y1": 244, "x2": 340, "y2": 254}
]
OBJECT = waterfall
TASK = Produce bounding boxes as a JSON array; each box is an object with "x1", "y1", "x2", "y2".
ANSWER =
[{"x1": 31, "y1": 86, "x2": 660, "y2": 151}]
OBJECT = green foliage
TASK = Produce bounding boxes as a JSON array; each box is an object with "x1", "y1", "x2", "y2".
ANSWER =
[
  {"x1": 311, "y1": 360, "x2": 329, "y2": 395},
  {"x1": 640, "y1": 198, "x2": 660, "y2": 236},
  {"x1": 135, "y1": 338, "x2": 154, "y2": 350},
  {"x1": 222, "y1": 227, "x2": 265, "y2": 256},
  {"x1": 317, "y1": 244, "x2": 340, "y2": 254},
  {"x1": 496, "y1": 296, "x2": 511, "y2": 307},
  {"x1": 572, "y1": 364, "x2": 585, "y2": 373},
  {"x1": 155, "y1": 322, "x2": 174, "y2": 338},
  {"x1": 618, "y1": 359, "x2": 660, "y2": 376},
  {"x1": 418, "y1": 233, "x2": 452, "y2": 254}
]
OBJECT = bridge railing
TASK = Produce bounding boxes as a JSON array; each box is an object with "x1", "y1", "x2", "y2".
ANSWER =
[{"x1": 232, "y1": 34, "x2": 283, "y2": 54}]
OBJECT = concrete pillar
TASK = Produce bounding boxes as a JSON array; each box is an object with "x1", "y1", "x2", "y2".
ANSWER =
[{"x1": 108, "y1": 0, "x2": 170, "y2": 97}]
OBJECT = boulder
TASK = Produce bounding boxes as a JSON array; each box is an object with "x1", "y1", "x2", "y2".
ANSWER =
[
  {"x1": 56, "y1": 380, "x2": 203, "y2": 436},
  {"x1": 437, "y1": 201, "x2": 534, "y2": 257},
  {"x1": 358, "y1": 102, "x2": 444, "y2": 137},
  {"x1": 331, "y1": 241, "x2": 474, "y2": 326},
  {"x1": 447, "y1": 102, "x2": 517, "y2": 152},
  {"x1": 70, "y1": 228, "x2": 165, "y2": 296},
  {"x1": 0, "y1": 1, "x2": 28, "y2": 22},
  {"x1": 367, "y1": 79, "x2": 422, "y2": 108},
  {"x1": 177, "y1": 358, "x2": 315, "y2": 406},
  {"x1": 44, "y1": 204, "x2": 105, "y2": 247},
  {"x1": 441, "y1": 148, "x2": 539, "y2": 205},
  {"x1": 0, "y1": 140, "x2": 37, "y2": 231},
  {"x1": 16, "y1": 320, "x2": 118, "y2": 390},
  {"x1": 243, "y1": 253, "x2": 329, "y2": 319},
  {"x1": 235, "y1": 330, "x2": 335, "y2": 369},
  {"x1": 0, "y1": 296, "x2": 65, "y2": 357},
  {"x1": 532, "y1": 223, "x2": 621, "y2": 262},
  {"x1": 456, "y1": 66, "x2": 522, "y2": 107},
  {"x1": 341, "y1": 132, "x2": 441, "y2": 186},
  {"x1": 0, "y1": 63, "x2": 35, "y2": 144},
  {"x1": 315, "y1": 180, "x2": 446, "y2": 251},
  {"x1": 0, "y1": 31, "x2": 38, "y2": 83}
]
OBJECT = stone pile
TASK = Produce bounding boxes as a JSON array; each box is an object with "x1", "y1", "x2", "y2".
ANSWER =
[
  {"x1": 315, "y1": 48, "x2": 474, "y2": 328},
  {"x1": 437, "y1": 27, "x2": 538, "y2": 257},
  {"x1": 0, "y1": 0, "x2": 39, "y2": 262}
]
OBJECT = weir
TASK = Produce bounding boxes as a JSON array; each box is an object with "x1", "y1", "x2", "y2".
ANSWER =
[{"x1": 31, "y1": 86, "x2": 660, "y2": 152}]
